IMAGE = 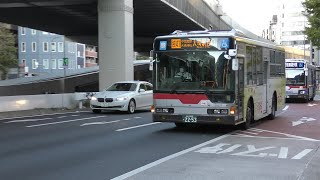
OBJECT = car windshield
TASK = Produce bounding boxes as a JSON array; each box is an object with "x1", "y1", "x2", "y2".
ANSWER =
[{"x1": 106, "y1": 83, "x2": 137, "y2": 91}]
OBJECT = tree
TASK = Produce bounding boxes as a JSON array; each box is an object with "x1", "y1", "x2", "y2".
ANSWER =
[
  {"x1": 303, "y1": 0, "x2": 320, "y2": 48},
  {"x1": 0, "y1": 26, "x2": 17, "y2": 80}
]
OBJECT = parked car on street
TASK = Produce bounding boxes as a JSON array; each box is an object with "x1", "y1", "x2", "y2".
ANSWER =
[{"x1": 90, "y1": 81, "x2": 153, "y2": 113}]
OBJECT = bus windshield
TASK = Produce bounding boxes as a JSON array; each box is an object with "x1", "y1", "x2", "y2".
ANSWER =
[
  {"x1": 286, "y1": 69, "x2": 305, "y2": 86},
  {"x1": 154, "y1": 50, "x2": 235, "y2": 93}
]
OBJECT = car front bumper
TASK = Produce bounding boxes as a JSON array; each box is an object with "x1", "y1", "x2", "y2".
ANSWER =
[{"x1": 90, "y1": 100, "x2": 128, "y2": 111}]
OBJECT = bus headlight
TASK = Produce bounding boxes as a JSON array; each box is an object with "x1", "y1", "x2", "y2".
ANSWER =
[
  {"x1": 299, "y1": 90, "x2": 306, "y2": 94},
  {"x1": 151, "y1": 105, "x2": 155, "y2": 113},
  {"x1": 230, "y1": 106, "x2": 236, "y2": 115}
]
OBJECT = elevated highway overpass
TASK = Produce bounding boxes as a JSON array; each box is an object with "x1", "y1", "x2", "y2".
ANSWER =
[
  {"x1": 0, "y1": 0, "x2": 236, "y2": 93},
  {"x1": 0, "y1": 0, "x2": 230, "y2": 51}
]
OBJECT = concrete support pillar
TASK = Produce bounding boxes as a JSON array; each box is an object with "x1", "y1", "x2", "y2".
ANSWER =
[{"x1": 98, "y1": 0, "x2": 134, "y2": 90}]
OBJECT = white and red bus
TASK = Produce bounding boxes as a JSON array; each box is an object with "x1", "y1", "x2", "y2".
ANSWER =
[
  {"x1": 285, "y1": 59, "x2": 317, "y2": 102},
  {"x1": 151, "y1": 29, "x2": 286, "y2": 129}
]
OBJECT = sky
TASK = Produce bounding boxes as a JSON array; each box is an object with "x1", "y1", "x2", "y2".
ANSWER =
[{"x1": 218, "y1": 0, "x2": 279, "y2": 36}]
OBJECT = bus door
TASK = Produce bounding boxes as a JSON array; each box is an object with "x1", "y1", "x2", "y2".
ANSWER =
[
  {"x1": 237, "y1": 58, "x2": 244, "y2": 119},
  {"x1": 263, "y1": 61, "x2": 268, "y2": 114}
]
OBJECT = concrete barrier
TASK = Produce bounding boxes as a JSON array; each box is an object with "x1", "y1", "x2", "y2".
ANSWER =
[{"x1": 0, "y1": 93, "x2": 78, "y2": 112}]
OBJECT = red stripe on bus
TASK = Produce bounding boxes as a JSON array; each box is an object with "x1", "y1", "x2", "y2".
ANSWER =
[
  {"x1": 154, "y1": 93, "x2": 208, "y2": 104},
  {"x1": 287, "y1": 86, "x2": 305, "y2": 89}
]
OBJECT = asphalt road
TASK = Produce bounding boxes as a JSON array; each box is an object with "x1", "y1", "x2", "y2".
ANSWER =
[
  {"x1": 0, "y1": 110, "x2": 232, "y2": 180},
  {"x1": 1, "y1": 97, "x2": 320, "y2": 180}
]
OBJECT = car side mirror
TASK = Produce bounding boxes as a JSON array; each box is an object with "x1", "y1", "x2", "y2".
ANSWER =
[{"x1": 139, "y1": 89, "x2": 146, "y2": 93}]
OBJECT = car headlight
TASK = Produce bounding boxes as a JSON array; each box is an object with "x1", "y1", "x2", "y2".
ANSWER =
[
  {"x1": 91, "y1": 96, "x2": 97, "y2": 101},
  {"x1": 116, "y1": 97, "x2": 128, "y2": 101}
]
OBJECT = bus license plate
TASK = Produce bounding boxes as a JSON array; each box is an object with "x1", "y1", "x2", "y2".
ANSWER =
[{"x1": 183, "y1": 115, "x2": 197, "y2": 123}]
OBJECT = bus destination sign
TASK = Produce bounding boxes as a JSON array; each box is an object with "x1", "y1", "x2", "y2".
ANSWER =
[
  {"x1": 156, "y1": 37, "x2": 232, "y2": 51},
  {"x1": 285, "y1": 62, "x2": 304, "y2": 68}
]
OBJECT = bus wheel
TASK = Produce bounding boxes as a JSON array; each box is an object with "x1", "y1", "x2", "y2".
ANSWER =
[
  {"x1": 92, "y1": 109, "x2": 101, "y2": 114},
  {"x1": 127, "y1": 99, "x2": 136, "y2": 114},
  {"x1": 242, "y1": 101, "x2": 253, "y2": 130},
  {"x1": 268, "y1": 95, "x2": 276, "y2": 120}
]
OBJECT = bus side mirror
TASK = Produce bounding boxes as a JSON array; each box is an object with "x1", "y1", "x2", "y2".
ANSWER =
[
  {"x1": 232, "y1": 58, "x2": 239, "y2": 71},
  {"x1": 149, "y1": 50, "x2": 154, "y2": 71},
  {"x1": 149, "y1": 60, "x2": 154, "y2": 71},
  {"x1": 228, "y1": 49, "x2": 237, "y2": 56}
]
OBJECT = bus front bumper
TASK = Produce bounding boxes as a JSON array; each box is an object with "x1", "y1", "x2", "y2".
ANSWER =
[
  {"x1": 286, "y1": 94, "x2": 308, "y2": 99},
  {"x1": 153, "y1": 114, "x2": 236, "y2": 125}
]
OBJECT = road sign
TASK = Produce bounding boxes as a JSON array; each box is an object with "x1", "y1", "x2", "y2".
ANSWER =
[{"x1": 63, "y1": 57, "x2": 68, "y2": 66}]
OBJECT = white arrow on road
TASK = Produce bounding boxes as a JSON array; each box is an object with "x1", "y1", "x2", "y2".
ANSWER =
[
  {"x1": 307, "y1": 103, "x2": 318, "y2": 107},
  {"x1": 292, "y1": 117, "x2": 316, "y2": 126}
]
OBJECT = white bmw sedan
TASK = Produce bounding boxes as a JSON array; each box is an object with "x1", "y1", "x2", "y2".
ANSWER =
[{"x1": 90, "y1": 81, "x2": 153, "y2": 114}]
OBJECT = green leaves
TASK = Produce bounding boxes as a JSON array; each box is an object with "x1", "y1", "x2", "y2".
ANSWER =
[
  {"x1": 0, "y1": 26, "x2": 17, "y2": 80},
  {"x1": 303, "y1": 0, "x2": 320, "y2": 48}
]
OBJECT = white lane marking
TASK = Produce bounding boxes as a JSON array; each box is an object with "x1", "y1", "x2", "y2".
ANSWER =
[
  {"x1": 232, "y1": 134, "x2": 320, "y2": 142},
  {"x1": 71, "y1": 115, "x2": 80, "y2": 117},
  {"x1": 249, "y1": 128, "x2": 264, "y2": 133},
  {"x1": 26, "y1": 116, "x2": 106, "y2": 128},
  {"x1": 240, "y1": 131, "x2": 258, "y2": 135},
  {"x1": 231, "y1": 134, "x2": 254, "y2": 138},
  {"x1": 292, "y1": 149, "x2": 313, "y2": 159},
  {"x1": 0, "y1": 111, "x2": 83, "y2": 121},
  {"x1": 278, "y1": 147, "x2": 289, "y2": 159},
  {"x1": 116, "y1": 122, "x2": 161, "y2": 132},
  {"x1": 134, "y1": 117, "x2": 142, "y2": 119},
  {"x1": 249, "y1": 128, "x2": 319, "y2": 142},
  {"x1": 292, "y1": 117, "x2": 317, "y2": 127},
  {"x1": 307, "y1": 103, "x2": 318, "y2": 107},
  {"x1": 110, "y1": 133, "x2": 230, "y2": 180},
  {"x1": 283, "y1": 105, "x2": 289, "y2": 111},
  {"x1": 4, "y1": 117, "x2": 53, "y2": 123},
  {"x1": 57, "y1": 116, "x2": 68, "y2": 119},
  {"x1": 80, "y1": 118, "x2": 133, "y2": 126}
]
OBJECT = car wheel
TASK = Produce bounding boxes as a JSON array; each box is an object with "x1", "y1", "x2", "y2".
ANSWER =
[
  {"x1": 242, "y1": 100, "x2": 253, "y2": 130},
  {"x1": 127, "y1": 99, "x2": 136, "y2": 114},
  {"x1": 92, "y1": 109, "x2": 101, "y2": 114}
]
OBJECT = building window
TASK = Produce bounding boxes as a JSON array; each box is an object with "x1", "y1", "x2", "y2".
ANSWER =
[
  {"x1": 43, "y1": 42, "x2": 48, "y2": 52},
  {"x1": 43, "y1": 59, "x2": 49, "y2": 69},
  {"x1": 31, "y1": 29, "x2": 36, "y2": 35},
  {"x1": 21, "y1": 27, "x2": 26, "y2": 35},
  {"x1": 22, "y1": 59, "x2": 26, "y2": 66},
  {"x1": 32, "y1": 42, "x2": 36, "y2": 52},
  {"x1": 58, "y1": 42, "x2": 64, "y2": 52},
  {"x1": 51, "y1": 59, "x2": 57, "y2": 69},
  {"x1": 68, "y1": 42, "x2": 76, "y2": 53},
  {"x1": 21, "y1": 42, "x2": 26, "y2": 52},
  {"x1": 58, "y1": 59, "x2": 64, "y2": 69},
  {"x1": 32, "y1": 59, "x2": 38, "y2": 69},
  {"x1": 51, "y1": 42, "x2": 56, "y2": 52}
]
